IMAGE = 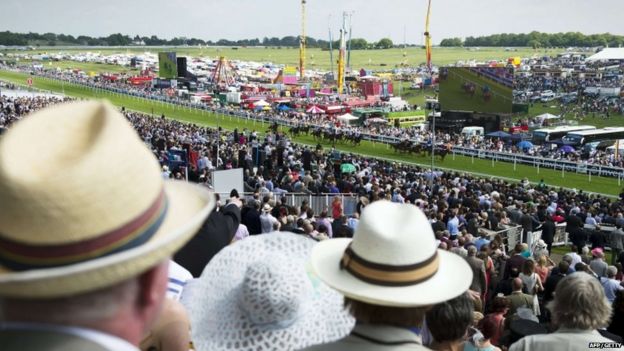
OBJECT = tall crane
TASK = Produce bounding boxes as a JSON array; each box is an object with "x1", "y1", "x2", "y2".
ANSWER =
[
  {"x1": 299, "y1": 0, "x2": 307, "y2": 80},
  {"x1": 424, "y1": 0, "x2": 433, "y2": 74},
  {"x1": 337, "y1": 12, "x2": 347, "y2": 94}
]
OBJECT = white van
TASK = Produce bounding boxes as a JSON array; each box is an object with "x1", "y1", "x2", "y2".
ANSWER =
[
  {"x1": 540, "y1": 91, "x2": 556, "y2": 102},
  {"x1": 461, "y1": 126, "x2": 484, "y2": 138}
]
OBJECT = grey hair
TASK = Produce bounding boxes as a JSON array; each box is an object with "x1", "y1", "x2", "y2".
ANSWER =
[
  {"x1": 0, "y1": 277, "x2": 139, "y2": 324},
  {"x1": 607, "y1": 266, "x2": 617, "y2": 278},
  {"x1": 547, "y1": 272, "x2": 612, "y2": 330}
]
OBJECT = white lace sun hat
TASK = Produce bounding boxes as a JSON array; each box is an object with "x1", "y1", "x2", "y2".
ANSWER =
[{"x1": 183, "y1": 232, "x2": 355, "y2": 351}]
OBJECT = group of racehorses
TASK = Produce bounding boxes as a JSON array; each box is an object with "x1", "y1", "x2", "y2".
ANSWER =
[
  {"x1": 391, "y1": 140, "x2": 450, "y2": 161},
  {"x1": 461, "y1": 81, "x2": 492, "y2": 102}
]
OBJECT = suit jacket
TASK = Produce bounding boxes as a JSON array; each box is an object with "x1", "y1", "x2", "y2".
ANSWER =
[
  {"x1": 504, "y1": 254, "x2": 527, "y2": 280},
  {"x1": 0, "y1": 328, "x2": 135, "y2": 351},
  {"x1": 541, "y1": 220, "x2": 556, "y2": 244},
  {"x1": 242, "y1": 207, "x2": 262, "y2": 235},
  {"x1": 301, "y1": 324, "x2": 430, "y2": 351},
  {"x1": 466, "y1": 256, "x2": 487, "y2": 293},
  {"x1": 506, "y1": 291, "x2": 534, "y2": 315},
  {"x1": 174, "y1": 203, "x2": 241, "y2": 277}
]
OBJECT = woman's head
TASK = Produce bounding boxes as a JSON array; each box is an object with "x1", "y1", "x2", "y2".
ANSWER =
[
  {"x1": 522, "y1": 259, "x2": 535, "y2": 275},
  {"x1": 490, "y1": 296, "x2": 510, "y2": 314}
]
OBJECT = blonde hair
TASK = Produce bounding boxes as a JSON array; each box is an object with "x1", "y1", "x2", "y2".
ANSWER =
[{"x1": 548, "y1": 272, "x2": 612, "y2": 330}]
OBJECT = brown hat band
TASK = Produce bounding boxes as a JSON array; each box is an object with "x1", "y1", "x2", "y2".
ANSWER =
[{"x1": 340, "y1": 245, "x2": 439, "y2": 287}]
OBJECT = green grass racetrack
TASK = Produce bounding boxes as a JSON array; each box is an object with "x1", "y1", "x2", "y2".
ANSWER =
[{"x1": 1, "y1": 69, "x2": 622, "y2": 196}]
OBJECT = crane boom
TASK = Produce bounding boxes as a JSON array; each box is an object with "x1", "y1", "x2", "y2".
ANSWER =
[
  {"x1": 424, "y1": 0, "x2": 433, "y2": 74},
  {"x1": 299, "y1": 0, "x2": 306, "y2": 80}
]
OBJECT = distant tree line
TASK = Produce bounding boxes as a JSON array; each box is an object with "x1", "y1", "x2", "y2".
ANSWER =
[
  {"x1": 0, "y1": 31, "x2": 397, "y2": 50},
  {"x1": 439, "y1": 31, "x2": 624, "y2": 48}
]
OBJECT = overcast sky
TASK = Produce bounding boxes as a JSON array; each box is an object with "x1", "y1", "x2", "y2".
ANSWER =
[{"x1": 2, "y1": 0, "x2": 623, "y2": 44}]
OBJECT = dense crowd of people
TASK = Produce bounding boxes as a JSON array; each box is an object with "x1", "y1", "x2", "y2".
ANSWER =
[{"x1": 1, "y1": 97, "x2": 624, "y2": 351}]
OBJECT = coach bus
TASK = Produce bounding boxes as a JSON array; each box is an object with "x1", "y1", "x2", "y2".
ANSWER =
[
  {"x1": 562, "y1": 127, "x2": 624, "y2": 146},
  {"x1": 532, "y1": 125, "x2": 596, "y2": 144}
]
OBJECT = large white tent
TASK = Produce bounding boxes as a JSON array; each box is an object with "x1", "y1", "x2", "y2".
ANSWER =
[{"x1": 586, "y1": 48, "x2": 624, "y2": 62}]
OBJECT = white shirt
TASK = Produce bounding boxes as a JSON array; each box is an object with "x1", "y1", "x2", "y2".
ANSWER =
[
  {"x1": 260, "y1": 212, "x2": 279, "y2": 233},
  {"x1": 167, "y1": 260, "x2": 193, "y2": 301},
  {"x1": 0, "y1": 322, "x2": 138, "y2": 351}
]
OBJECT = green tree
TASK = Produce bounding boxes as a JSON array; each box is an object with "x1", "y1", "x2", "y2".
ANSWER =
[
  {"x1": 376, "y1": 38, "x2": 394, "y2": 49},
  {"x1": 440, "y1": 37, "x2": 463, "y2": 47}
]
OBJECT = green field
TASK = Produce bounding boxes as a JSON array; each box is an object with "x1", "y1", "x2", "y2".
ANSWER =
[
  {"x1": 3, "y1": 46, "x2": 563, "y2": 71},
  {"x1": 439, "y1": 68, "x2": 513, "y2": 113},
  {"x1": 1, "y1": 69, "x2": 622, "y2": 197}
]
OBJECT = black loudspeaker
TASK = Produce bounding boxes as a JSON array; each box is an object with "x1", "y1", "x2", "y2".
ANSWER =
[
  {"x1": 177, "y1": 57, "x2": 187, "y2": 77},
  {"x1": 130, "y1": 58, "x2": 137, "y2": 68}
]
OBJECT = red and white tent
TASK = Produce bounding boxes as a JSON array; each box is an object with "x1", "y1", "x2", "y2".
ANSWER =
[{"x1": 306, "y1": 105, "x2": 324, "y2": 114}]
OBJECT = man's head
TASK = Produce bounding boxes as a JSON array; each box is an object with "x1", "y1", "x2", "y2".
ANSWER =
[
  {"x1": 512, "y1": 278, "x2": 523, "y2": 292},
  {"x1": 557, "y1": 260, "x2": 570, "y2": 275},
  {"x1": 548, "y1": 272, "x2": 612, "y2": 330},
  {"x1": 0, "y1": 101, "x2": 213, "y2": 345},
  {"x1": 606, "y1": 266, "x2": 617, "y2": 279}
]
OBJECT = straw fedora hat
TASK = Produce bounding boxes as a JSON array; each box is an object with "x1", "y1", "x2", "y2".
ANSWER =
[
  {"x1": 0, "y1": 101, "x2": 215, "y2": 298},
  {"x1": 310, "y1": 200, "x2": 472, "y2": 307}
]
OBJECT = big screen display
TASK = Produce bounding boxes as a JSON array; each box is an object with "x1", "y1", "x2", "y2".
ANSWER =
[
  {"x1": 158, "y1": 52, "x2": 178, "y2": 79},
  {"x1": 439, "y1": 67, "x2": 513, "y2": 114}
]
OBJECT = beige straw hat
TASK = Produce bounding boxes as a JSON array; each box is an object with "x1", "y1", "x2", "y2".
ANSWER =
[
  {"x1": 0, "y1": 101, "x2": 215, "y2": 298},
  {"x1": 310, "y1": 200, "x2": 472, "y2": 307}
]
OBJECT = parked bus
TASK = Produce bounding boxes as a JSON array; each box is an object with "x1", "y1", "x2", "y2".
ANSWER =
[
  {"x1": 562, "y1": 127, "x2": 624, "y2": 146},
  {"x1": 532, "y1": 125, "x2": 596, "y2": 144}
]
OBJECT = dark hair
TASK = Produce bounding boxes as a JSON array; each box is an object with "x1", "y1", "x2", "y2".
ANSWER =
[
  {"x1": 478, "y1": 316, "x2": 499, "y2": 340},
  {"x1": 490, "y1": 296, "x2": 511, "y2": 313},
  {"x1": 558, "y1": 260, "x2": 570, "y2": 274},
  {"x1": 345, "y1": 298, "x2": 428, "y2": 328},
  {"x1": 426, "y1": 293, "x2": 473, "y2": 343}
]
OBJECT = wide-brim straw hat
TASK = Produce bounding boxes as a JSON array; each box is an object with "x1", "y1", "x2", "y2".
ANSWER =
[
  {"x1": 182, "y1": 232, "x2": 354, "y2": 351},
  {"x1": 0, "y1": 101, "x2": 215, "y2": 298},
  {"x1": 311, "y1": 200, "x2": 472, "y2": 307}
]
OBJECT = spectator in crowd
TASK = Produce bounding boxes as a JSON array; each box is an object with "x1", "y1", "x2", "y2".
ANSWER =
[
  {"x1": 543, "y1": 261, "x2": 570, "y2": 303},
  {"x1": 183, "y1": 233, "x2": 354, "y2": 351},
  {"x1": 0, "y1": 101, "x2": 213, "y2": 350},
  {"x1": 600, "y1": 266, "x2": 624, "y2": 304},
  {"x1": 425, "y1": 293, "x2": 474, "y2": 351},
  {"x1": 466, "y1": 317, "x2": 503, "y2": 351},
  {"x1": 259, "y1": 203, "x2": 280, "y2": 233},
  {"x1": 504, "y1": 244, "x2": 527, "y2": 280},
  {"x1": 608, "y1": 290, "x2": 624, "y2": 340},
  {"x1": 482, "y1": 296, "x2": 510, "y2": 346},
  {"x1": 541, "y1": 215, "x2": 556, "y2": 254},
  {"x1": 174, "y1": 198, "x2": 241, "y2": 278},
  {"x1": 590, "y1": 248, "x2": 609, "y2": 278},
  {"x1": 610, "y1": 224, "x2": 624, "y2": 265},
  {"x1": 466, "y1": 246, "x2": 487, "y2": 302},
  {"x1": 302, "y1": 201, "x2": 473, "y2": 351},
  {"x1": 241, "y1": 200, "x2": 262, "y2": 235},
  {"x1": 510, "y1": 273, "x2": 616, "y2": 351},
  {"x1": 506, "y1": 278, "x2": 534, "y2": 316}
]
